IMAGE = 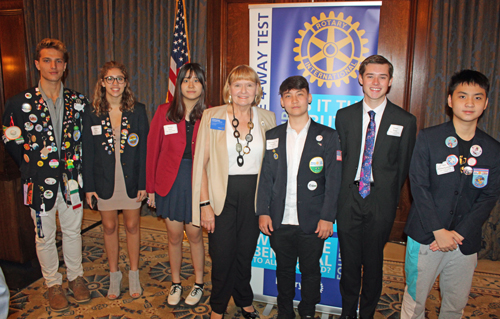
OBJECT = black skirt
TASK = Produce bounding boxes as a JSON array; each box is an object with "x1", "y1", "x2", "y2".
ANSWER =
[{"x1": 155, "y1": 158, "x2": 193, "y2": 223}]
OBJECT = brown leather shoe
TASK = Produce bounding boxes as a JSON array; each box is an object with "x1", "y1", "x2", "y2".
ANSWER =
[
  {"x1": 48, "y1": 284, "x2": 69, "y2": 312},
  {"x1": 68, "y1": 276, "x2": 91, "y2": 303}
]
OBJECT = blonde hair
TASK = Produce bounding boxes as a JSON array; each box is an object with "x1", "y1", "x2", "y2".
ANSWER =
[{"x1": 222, "y1": 65, "x2": 263, "y2": 106}]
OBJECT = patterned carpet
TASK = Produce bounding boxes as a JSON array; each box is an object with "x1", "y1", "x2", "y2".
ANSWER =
[{"x1": 7, "y1": 218, "x2": 500, "y2": 318}]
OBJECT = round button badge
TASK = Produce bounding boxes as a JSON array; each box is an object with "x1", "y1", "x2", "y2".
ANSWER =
[
  {"x1": 4, "y1": 126, "x2": 22, "y2": 140},
  {"x1": 445, "y1": 136, "x2": 458, "y2": 148},
  {"x1": 49, "y1": 159, "x2": 59, "y2": 168},
  {"x1": 308, "y1": 181, "x2": 318, "y2": 191},
  {"x1": 446, "y1": 154, "x2": 458, "y2": 167},
  {"x1": 309, "y1": 157, "x2": 324, "y2": 174},
  {"x1": 467, "y1": 157, "x2": 477, "y2": 167},
  {"x1": 463, "y1": 166, "x2": 473, "y2": 175},
  {"x1": 22, "y1": 103, "x2": 31, "y2": 113},
  {"x1": 470, "y1": 145, "x2": 482, "y2": 157},
  {"x1": 45, "y1": 178, "x2": 57, "y2": 185},
  {"x1": 44, "y1": 190, "x2": 54, "y2": 199}
]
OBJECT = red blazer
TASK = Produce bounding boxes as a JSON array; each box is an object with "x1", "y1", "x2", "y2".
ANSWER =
[{"x1": 146, "y1": 103, "x2": 200, "y2": 196}]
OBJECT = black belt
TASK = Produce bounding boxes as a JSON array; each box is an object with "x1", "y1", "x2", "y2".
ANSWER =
[{"x1": 353, "y1": 181, "x2": 374, "y2": 187}]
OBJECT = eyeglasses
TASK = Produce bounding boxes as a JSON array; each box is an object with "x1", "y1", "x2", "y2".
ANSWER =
[{"x1": 104, "y1": 76, "x2": 126, "y2": 84}]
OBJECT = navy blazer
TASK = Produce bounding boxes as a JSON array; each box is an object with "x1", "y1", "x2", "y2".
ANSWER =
[
  {"x1": 2, "y1": 86, "x2": 86, "y2": 211},
  {"x1": 82, "y1": 102, "x2": 149, "y2": 199},
  {"x1": 404, "y1": 121, "x2": 500, "y2": 255},
  {"x1": 335, "y1": 100, "x2": 417, "y2": 225},
  {"x1": 256, "y1": 120, "x2": 342, "y2": 234}
]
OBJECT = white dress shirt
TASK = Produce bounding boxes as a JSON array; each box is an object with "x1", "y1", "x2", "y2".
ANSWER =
[
  {"x1": 282, "y1": 118, "x2": 311, "y2": 225},
  {"x1": 354, "y1": 98, "x2": 387, "y2": 182}
]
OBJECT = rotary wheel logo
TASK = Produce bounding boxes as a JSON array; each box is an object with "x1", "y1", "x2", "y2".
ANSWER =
[{"x1": 294, "y1": 11, "x2": 370, "y2": 88}]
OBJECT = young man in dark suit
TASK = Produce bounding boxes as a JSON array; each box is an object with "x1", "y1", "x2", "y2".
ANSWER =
[
  {"x1": 257, "y1": 75, "x2": 342, "y2": 319},
  {"x1": 335, "y1": 55, "x2": 417, "y2": 319},
  {"x1": 401, "y1": 70, "x2": 500, "y2": 318},
  {"x1": 2, "y1": 39, "x2": 90, "y2": 312}
]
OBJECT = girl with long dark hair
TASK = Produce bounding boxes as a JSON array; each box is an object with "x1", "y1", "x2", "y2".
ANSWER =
[{"x1": 146, "y1": 63, "x2": 207, "y2": 306}]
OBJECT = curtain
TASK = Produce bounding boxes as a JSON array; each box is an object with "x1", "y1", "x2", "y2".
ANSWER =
[
  {"x1": 23, "y1": 0, "x2": 207, "y2": 119},
  {"x1": 23, "y1": 0, "x2": 207, "y2": 216},
  {"x1": 424, "y1": 0, "x2": 500, "y2": 260}
]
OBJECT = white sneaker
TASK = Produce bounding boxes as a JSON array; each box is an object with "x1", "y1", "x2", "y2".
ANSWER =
[
  {"x1": 167, "y1": 284, "x2": 182, "y2": 306},
  {"x1": 185, "y1": 284, "x2": 204, "y2": 306}
]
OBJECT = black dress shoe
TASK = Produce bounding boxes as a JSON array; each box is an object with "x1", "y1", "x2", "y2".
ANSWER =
[
  {"x1": 241, "y1": 307, "x2": 260, "y2": 319},
  {"x1": 301, "y1": 316, "x2": 319, "y2": 319}
]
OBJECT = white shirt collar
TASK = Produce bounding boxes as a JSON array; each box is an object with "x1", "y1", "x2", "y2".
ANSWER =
[
  {"x1": 362, "y1": 97, "x2": 387, "y2": 116},
  {"x1": 286, "y1": 116, "x2": 311, "y2": 135}
]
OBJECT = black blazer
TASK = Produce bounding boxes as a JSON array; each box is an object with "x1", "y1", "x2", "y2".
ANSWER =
[
  {"x1": 404, "y1": 121, "x2": 500, "y2": 255},
  {"x1": 83, "y1": 102, "x2": 149, "y2": 199},
  {"x1": 256, "y1": 120, "x2": 342, "y2": 234},
  {"x1": 2, "y1": 86, "x2": 86, "y2": 211},
  {"x1": 335, "y1": 100, "x2": 417, "y2": 225}
]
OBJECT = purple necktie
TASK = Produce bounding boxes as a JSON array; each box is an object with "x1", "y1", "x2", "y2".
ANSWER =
[{"x1": 359, "y1": 111, "x2": 376, "y2": 198}]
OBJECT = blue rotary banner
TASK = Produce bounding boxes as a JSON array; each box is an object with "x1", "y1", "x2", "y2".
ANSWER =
[
  {"x1": 250, "y1": 2, "x2": 381, "y2": 129},
  {"x1": 249, "y1": 2, "x2": 381, "y2": 313}
]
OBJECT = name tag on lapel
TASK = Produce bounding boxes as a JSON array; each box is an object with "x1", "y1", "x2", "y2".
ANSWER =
[
  {"x1": 163, "y1": 124, "x2": 178, "y2": 135},
  {"x1": 267, "y1": 138, "x2": 279, "y2": 150},
  {"x1": 387, "y1": 124, "x2": 403, "y2": 137},
  {"x1": 210, "y1": 118, "x2": 225, "y2": 131},
  {"x1": 436, "y1": 162, "x2": 454, "y2": 175},
  {"x1": 91, "y1": 125, "x2": 102, "y2": 135}
]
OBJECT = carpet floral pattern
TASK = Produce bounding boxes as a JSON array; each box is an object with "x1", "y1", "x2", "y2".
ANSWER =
[{"x1": 7, "y1": 219, "x2": 500, "y2": 318}]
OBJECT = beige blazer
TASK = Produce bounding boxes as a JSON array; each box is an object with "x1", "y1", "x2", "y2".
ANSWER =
[{"x1": 192, "y1": 104, "x2": 276, "y2": 226}]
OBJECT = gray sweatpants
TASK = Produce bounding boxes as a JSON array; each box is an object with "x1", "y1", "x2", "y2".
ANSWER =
[{"x1": 400, "y1": 237, "x2": 477, "y2": 319}]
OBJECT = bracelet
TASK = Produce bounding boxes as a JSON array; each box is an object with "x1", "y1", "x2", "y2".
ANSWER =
[{"x1": 200, "y1": 201, "x2": 210, "y2": 207}]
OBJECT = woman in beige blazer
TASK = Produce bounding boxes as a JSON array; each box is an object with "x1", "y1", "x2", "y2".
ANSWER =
[{"x1": 192, "y1": 65, "x2": 276, "y2": 319}]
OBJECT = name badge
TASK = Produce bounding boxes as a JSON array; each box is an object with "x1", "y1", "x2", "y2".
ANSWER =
[
  {"x1": 436, "y1": 162, "x2": 454, "y2": 175},
  {"x1": 163, "y1": 124, "x2": 178, "y2": 135},
  {"x1": 387, "y1": 124, "x2": 403, "y2": 137},
  {"x1": 210, "y1": 118, "x2": 225, "y2": 131},
  {"x1": 91, "y1": 125, "x2": 102, "y2": 135},
  {"x1": 267, "y1": 138, "x2": 279, "y2": 150}
]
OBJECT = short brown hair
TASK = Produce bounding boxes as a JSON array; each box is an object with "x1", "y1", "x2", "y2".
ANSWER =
[
  {"x1": 222, "y1": 65, "x2": 263, "y2": 106},
  {"x1": 359, "y1": 55, "x2": 393, "y2": 78},
  {"x1": 36, "y1": 38, "x2": 68, "y2": 63}
]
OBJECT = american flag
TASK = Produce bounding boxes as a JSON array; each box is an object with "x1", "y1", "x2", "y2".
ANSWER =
[{"x1": 167, "y1": 0, "x2": 190, "y2": 102}]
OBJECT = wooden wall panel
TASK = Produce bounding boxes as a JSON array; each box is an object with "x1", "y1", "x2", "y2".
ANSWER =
[
  {"x1": 226, "y1": 3, "x2": 252, "y2": 82},
  {"x1": 377, "y1": 0, "x2": 411, "y2": 109},
  {"x1": 0, "y1": 0, "x2": 36, "y2": 263}
]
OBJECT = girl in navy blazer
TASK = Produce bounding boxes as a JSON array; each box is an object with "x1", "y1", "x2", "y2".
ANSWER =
[
  {"x1": 146, "y1": 63, "x2": 207, "y2": 307},
  {"x1": 83, "y1": 61, "x2": 149, "y2": 300}
]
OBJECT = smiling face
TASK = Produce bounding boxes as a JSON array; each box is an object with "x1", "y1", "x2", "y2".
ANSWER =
[
  {"x1": 281, "y1": 88, "x2": 312, "y2": 120},
  {"x1": 229, "y1": 79, "x2": 257, "y2": 108},
  {"x1": 181, "y1": 70, "x2": 203, "y2": 103},
  {"x1": 359, "y1": 63, "x2": 393, "y2": 109},
  {"x1": 35, "y1": 48, "x2": 67, "y2": 84},
  {"x1": 101, "y1": 68, "x2": 126, "y2": 100},
  {"x1": 448, "y1": 83, "x2": 488, "y2": 125}
]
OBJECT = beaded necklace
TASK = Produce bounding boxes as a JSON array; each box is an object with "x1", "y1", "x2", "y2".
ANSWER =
[{"x1": 231, "y1": 104, "x2": 254, "y2": 167}]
